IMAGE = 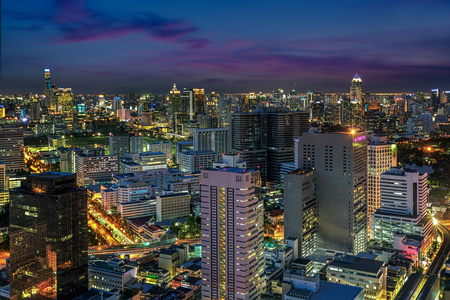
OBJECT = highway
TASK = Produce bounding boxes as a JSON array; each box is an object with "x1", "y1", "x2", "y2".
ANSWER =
[
  {"x1": 88, "y1": 209, "x2": 134, "y2": 244},
  {"x1": 426, "y1": 223, "x2": 450, "y2": 275}
]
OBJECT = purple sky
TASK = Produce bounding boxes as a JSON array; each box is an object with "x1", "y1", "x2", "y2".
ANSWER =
[{"x1": 2, "y1": 0, "x2": 450, "y2": 94}]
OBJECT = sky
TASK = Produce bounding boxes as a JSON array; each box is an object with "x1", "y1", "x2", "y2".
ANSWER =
[{"x1": 2, "y1": 0, "x2": 450, "y2": 94}]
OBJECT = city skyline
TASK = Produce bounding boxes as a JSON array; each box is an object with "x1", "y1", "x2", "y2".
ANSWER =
[{"x1": 2, "y1": 0, "x2": 450, "y2": 94}]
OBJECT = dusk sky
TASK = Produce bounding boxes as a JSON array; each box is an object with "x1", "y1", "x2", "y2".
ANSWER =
[{"x1": 2, "y1": 0, "x2": 450, "y2": 94}]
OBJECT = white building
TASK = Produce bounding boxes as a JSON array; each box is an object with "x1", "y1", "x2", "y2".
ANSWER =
[
  {"x1": 118, "y1": 198, "x2": 157, "y2": 219},
  {"x1": 89, "y1": 259, "x2": 137, "y2": 292},
  {"x1": 367, "y1": 135, "x2": 397, "y2": 239},
  {"x1": 374, "y1": 167, "x2": 434, "y2": 253},
  {"x1": 139, "y1": 152, "x2": 167, "y2": 170},
  {"x1": 118, "y1": 181, "x2": 157, "y2": 203},
  {"x1": 178, "y1": 150, "x2": 219, "y2": 173},
  {"x1": 101, "y1": 187, "x2": 119, "y2": 210}
]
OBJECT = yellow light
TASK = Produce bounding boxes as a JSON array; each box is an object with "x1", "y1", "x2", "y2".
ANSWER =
[
  {"x1": 433, "y1": 217, "x2": 438, "y2": 225},
  {"x1": 427, "y1": 147, "x2": 432, "y2": 151},
  {"x1": 351, "y1": 130, "x2": 356, "y2": 134}
]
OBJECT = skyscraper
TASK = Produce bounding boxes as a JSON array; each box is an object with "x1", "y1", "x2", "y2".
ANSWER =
[
  {"x1": 193, "y1": 128, "x2": 230, "y2": 155},
  {"x1": 201, "y1": 166, "x2": 264, "y2": 300},
  {"x1": 350, "y1": 73, "x2": 363, "y2": 102},
  {"x1": 231, "y1": 108, "x2": 309, "y2": 185},
  {"x1": 295, "y1": 132, "x2": 367, "y2": 254},
  {"x1": 0, "y1": 162, "x2": 8, "y2": 206},
  {"x1": 0, "y1": 126, "x2": 24, "y2": 173},
  {"x1": 10, "y1": 172, "x2": 88, "y2": 299},
  {"x1": 109, "y1": 135, "x2": 130, "y2": 157},
  {"x1": 367, "y1": 135, "x2": 397, "y2": 238},
  {"x1": 284, "y1": 169, "x2": 317, "y2": 258}
]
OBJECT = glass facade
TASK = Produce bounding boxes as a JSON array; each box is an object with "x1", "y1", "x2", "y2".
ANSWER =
[{"x1": 10, "y1": 172, "x2": 88, "y2": 299}]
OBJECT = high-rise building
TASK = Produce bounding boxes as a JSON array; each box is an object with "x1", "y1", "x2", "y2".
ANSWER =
[
  {"x1": 201, "y1": 166, "x2": 264, "y2": 300},
  {"x1": 284, "y1": 169, "x2": 317, "y2": 258},
  {"x1": 367, "y1": 135, "x2": 397, "y2": 238},
  {"x1": 75, "y1": 153, "x2": 119, "y2": 187},
  {"x1": 10, "y1": 172, "x2": 88, "y2": 299},
  {"x1": 130, "y1": 135, "x2": 144, "y2": 154},
  {"x1": 373, "y1": 167, "x2": 434, "y2": 253},
  {"x1": 0, "y1": 162, "x2": 8, "y2": 206},
  {"x1": 350, "y1": 74, "x2": 363, "y2": 102},
  {"x1": 193, "y1": 128, "x2": 230, "y2": 155},
  {"x1": 109, "y1": 135, "x2": 130, "y2": 157},
  {"x1": 0, "y1": 126, "x2": 24, "y2": 173},
  {"x1": 30, "y1": 98, "x2": 41, "y2": 121},
  {"x1": 55, "y1": 87, "x2": 74, "y2": 125},
  {"x1": 295, "y1": 132, "x2": 367, "y2": 254},
  {"x1": 231, "y1": 109, "x2": 309, "y2": 185}
]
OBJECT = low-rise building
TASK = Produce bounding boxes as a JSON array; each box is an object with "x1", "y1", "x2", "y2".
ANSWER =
[
  {"x1": 89, "y1": 259, "x2": 137, "y2": 292},
  {"x1": 325, "y1": 255, "x2": 387, "y2": 300},
  {"x1": 156, "y1": 193, "x2": 190, "y2": 222},
  {"x1": 118, "y1": 198, "x2": 156, "y2": 219},
  {"x1": 139, "y1": 152, "x2": 167, "y2": 170},
  {"x1": 282, "y1": 270, "x2": 364, "y2": 300}
]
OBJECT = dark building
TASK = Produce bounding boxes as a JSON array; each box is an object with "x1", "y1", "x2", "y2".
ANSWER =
[
  {"x1": 231, "y1": 108, "x2": 309, "y2": 185},
  {"x1": 10, "y1": 172, "x2": 88, "y2": 299}
]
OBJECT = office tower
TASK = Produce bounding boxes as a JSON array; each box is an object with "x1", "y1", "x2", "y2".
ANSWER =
[
  {"x1": 284, "y1": 169, "x2": 317, "y2": 258},
  {"x1": 231, "y1": 113, "x2": 266, "y2": 183},
  {"x1": 170, "y1": 83, "x2": 181, "y2": 124},
  {"x1": 0, "y1": 126, "x2": 24, "y2": 173},
  {"x1": 193, "y1": 128, "x2": 230, "y2": 155},
  {"x1": 260, "y1": 109, "x2": 309, "y2": 184},
  {"x1": 350, "y1": 74, "x2": 363, "y2": 101},
  {"x1": 205, "y1": 92, "x2": 218, "y2": 117},
  {"x1": 193, "y1": 88, "x2": 205, "y2": 115},
  {"x1": 295, "y1": 132, "x2": 367, "y2": 254},
  {"x1": 55, "y1": 87, "x2": 74, "y2": 125},
  {"x1": 130, "y1": 135, "x2": 144, "y2": 154},
  {"x1": 181, "y1": 89, "x2": 195, "y2": 121},
  {"x1": 374, "y1": 167, "x2": 434, "y2": 253},
  {"x1": 44, "y1": 68, "x2": 56, "y2": 110},
  {"x1": 75, "y1": 153, "x2": 119, "y2": 187},
  {"x1": 30, "y1": 98, "x2": 41, "y2": 121},
  {"x1": 201, "y1": 167, "x2": 264, "y2": 300},
  {"x1": 10, "y1": 172, "x2": 88, "y2": 299},
  {"x1": 430, "y1": 88, "x2": 441, "y2": 111},
  {"x1": 0, "y1": 162, "x2": 8, "y2": 206},
  {"x1": 231, "y1": 109, "x2": 309, "y2": 185},
  {"x1": 156, "y1": 193, "x2": 190, "y2": 221},
  {"x1": 109, "y1": 135, "x2": 130, "y2": 157},
  {"x1": 367, "y1": 135, "x2": 397, "y2": 238}
]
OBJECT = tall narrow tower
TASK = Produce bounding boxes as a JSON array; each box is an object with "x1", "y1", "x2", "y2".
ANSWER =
[
  {"x1": 201, "y1": 166, "x2": 264, "y2": 300},
  {"x1": 350, "y1": 73, "x2": 363, "y2": 101}
]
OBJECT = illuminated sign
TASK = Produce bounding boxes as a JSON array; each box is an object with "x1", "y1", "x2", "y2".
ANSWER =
[{"x1": 354, "y1": 135, "x2": 366, "y2": 142}]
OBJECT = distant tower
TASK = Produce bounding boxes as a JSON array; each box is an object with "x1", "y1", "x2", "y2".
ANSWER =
[
  {"x1": 350, "y1": 74, "x2": 363, "y2": 101},
  {"x1": 44, "y1": 68, "x2": 54, "y2": 109}
]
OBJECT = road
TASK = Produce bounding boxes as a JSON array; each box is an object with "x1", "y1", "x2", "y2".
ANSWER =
[
  {"x1": 89, "y1": 209, "x2": 134, "y2": 244},
  {"x1": 88, "y1": 239, "x2": 200, "y2": 255},
  {"x1": 426, "y1": 223, "x2": 450, "y2": 275}
]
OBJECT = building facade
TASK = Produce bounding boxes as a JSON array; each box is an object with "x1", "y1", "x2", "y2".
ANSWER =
[
  {"x1": 201, "y1": 167, "x2": 264, "y2": 300},
  {"x1": 367, "y1": 135, "x2": 397, "y2": 239},
  {"x1": 75, "y1": 153, "x2": 119, "y2": 187},
  {"x1": 295, "y1": 132, "x2": 367, "y2": 254},
  {"x1": 284, "y1": 169, "x2": 317, "y2": 258},
  {"x1": 10, "y1": 172, "x2": 88, "y2": 299}
]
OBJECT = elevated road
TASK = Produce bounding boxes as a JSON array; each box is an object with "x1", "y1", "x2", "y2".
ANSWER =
[{"x1": 426, "y1": 223, "x2": 450, "y2": 275}]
